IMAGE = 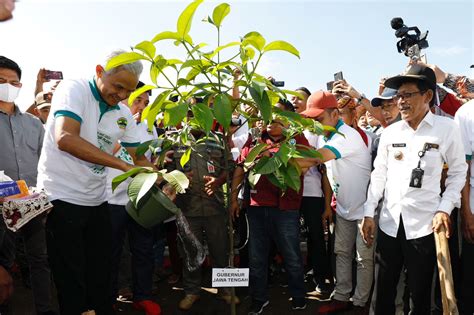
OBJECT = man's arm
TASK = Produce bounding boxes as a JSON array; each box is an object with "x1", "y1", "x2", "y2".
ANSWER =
[
  {"x1": 230, "y1": 165, "x2": 245, "y2": 219},
  {"x1": 333, "y1": 80, "x2": 388, "y2": 128},
  {"x1": 55, "y1": 116, "x2": 132, "y2": 172},
  {"x1": 295, "y1": 147, "x2": 337, "y2": 169}
]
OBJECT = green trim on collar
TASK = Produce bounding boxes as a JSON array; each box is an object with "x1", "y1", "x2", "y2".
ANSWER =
[
  {"x1": 324, "y1": 119, "x2": 344, "y2": 141},
  {"x1": 89, "y1": 78, "x2": 120, "y2": 122}
]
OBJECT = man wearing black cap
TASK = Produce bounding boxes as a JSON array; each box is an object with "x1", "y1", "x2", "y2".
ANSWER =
[{"x1": 361, "y1": 65, "x2": 467, "y2": 314}]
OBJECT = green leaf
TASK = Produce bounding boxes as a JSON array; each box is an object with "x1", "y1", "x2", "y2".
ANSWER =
[
  {"x1": 213, "y1": 93, "x2": 232, "y2": 131},
  {"x1": 266, "y1": 170, "x2": 286, "y2": 190},
  {"x1": 135, "y1": 40, "x2": 156, "y2": 59},
  {"x1": 292, "y1": 147, "x2": 322, "y2": 159},
  {"x1": 192, "y1": 103, "x2": 214, "y2": 134},
  {"x1": 128, "y1": 172, "x2": 158, "y2": 207},
  {"x1": 112, "y1": 167, "x2": 153, "y2": 192},
  {"x1": 242, "y1": 31, "x2": 266, "y2": 52},
  {"x1": 127, "y1": 84, "x2": 155, "y2": 107},
  {"x1": 243, "y1": 143, "x2": 267, "y2": 170},
  {"x1": 263, "y1": 40, "x2": 300, "y2": 58},
  {"x1": 164, "y1": 102, "x2": 188, "y2": 127},
  {"x1": 186, "y1": 67, "x2": 201, "y2": 81},
  {"x1": 136, "y1": 139, "x2": 163, "y2": 157},
  {"x1": 275, "y1": 143, "x2": 291, "y2": 166},
  {"x1": 151, "y1": 31, "x2": 193, "y2": 44},
  {"x1": 249, "y1": 87, "x2": 271, "y2": 124},
  {"x1": 177, "y1": 0, "x2": 203, "y2": 39},
  {"x1": 159, "y1": 169, "x2": 190, "y2": 194},
  {"x1": 212, "y1": 3, "x2": 230, "y2": 28},
  {"x1": 283, "y1": 163, "x2": 301, "y2": 192},
  {"x1": 254, "y1": 155, "x2": 282, "y2": 174},
  {"x1": 105, "y1": 52, "x2": 148, "y2": 71},
  {"x1": 180, "y1": 147, "x2": 192, "y2": 168},
  {"x1": 247, "y1": 170, "x2": 261, "y2": 188},
  {"x1": 143, "y1": 90, "x2": 171, "y2": 130},
  {"x1": 205, "y1": 41, "x2": 240, "y2": 59}
]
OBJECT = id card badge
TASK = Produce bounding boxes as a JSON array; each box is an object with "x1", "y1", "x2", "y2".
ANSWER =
[
  {"x1": 207, "y1": 161, "x2": 216, "y2": 174},
  {"x1": 409, "y1": 167, "x2": 424, "y2": 188}
]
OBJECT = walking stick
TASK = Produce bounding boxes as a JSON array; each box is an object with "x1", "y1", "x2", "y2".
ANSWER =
[{"x1": 434, "y1": 225, "x2": 459, "y2": 315}]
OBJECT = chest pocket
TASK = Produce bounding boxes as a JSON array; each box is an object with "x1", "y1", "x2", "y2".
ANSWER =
[{"x1": 421, "y1": 150, "x2": 443, "y2": 176}]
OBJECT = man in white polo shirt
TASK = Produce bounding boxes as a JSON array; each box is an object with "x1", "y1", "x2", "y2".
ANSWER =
[
  {"x1": 362, "y1": 65, "x2": 467, "y2": 314},
  {"x1": 106, "y1": 83, "x2": 161, "y2": 314},
  {"x1": 454, "y1": 99, "x2": 474, "y2": 314},
  {"x1": 299, "y1": 91, "x2": 373, "y2": 313},
  {"x1": 37, "y1": 50, "x2": 150, "y2": 315}
]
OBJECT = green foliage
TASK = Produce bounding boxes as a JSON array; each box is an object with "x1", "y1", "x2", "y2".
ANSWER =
[
  {"x1": 212, "y1": 3, "x2": 230, "y2": 28},
  {"x1": 159, "y1": 169, "x2": 190, "y2": 194},
  {"x1": 111, "y1": 0, "x2": 325, "y2": 209},
  {"x1": 128, "y1": 172, "x2": 159, "y2": 206}
]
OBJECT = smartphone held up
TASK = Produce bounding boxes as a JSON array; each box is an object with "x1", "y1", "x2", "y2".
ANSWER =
[{"x1": 44, "y1": 70, "x2": 63, "y2": 81}]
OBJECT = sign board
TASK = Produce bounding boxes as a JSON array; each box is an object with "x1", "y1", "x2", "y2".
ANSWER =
[{"x1": 212, "y1": 268, "x2": 249, "y2": 287}]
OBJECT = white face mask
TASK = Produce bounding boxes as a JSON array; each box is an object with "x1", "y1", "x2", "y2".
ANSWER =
[{"x1": 0, "y1": 83, "x2": 21, "y2": 102}]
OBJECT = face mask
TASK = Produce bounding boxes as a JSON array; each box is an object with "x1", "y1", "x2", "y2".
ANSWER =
[{"x1": 0, "y1": 83, "x2": 21, "y2": 102}]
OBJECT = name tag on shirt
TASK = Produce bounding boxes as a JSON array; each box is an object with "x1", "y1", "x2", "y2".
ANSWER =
[{"x1": 392, "y1": 143, "x2": 406, "y2": 148}]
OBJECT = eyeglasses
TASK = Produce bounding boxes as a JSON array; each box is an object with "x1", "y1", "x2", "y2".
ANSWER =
[{"x1": 393, "y1": 90, "x2": 426, "y2": 101}]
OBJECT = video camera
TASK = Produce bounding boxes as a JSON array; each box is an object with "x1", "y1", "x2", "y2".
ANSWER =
[{"x1": 390, "y1": 17, "x2": 429, "y2": 61}]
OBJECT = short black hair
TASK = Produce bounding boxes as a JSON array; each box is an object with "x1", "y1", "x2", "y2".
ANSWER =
[
  {"x1": 295, "y1": 87, "x2": 311, "y2": 97},
  {"x1": 0, "y1": 56, "x2": 22, "y2": 80}
]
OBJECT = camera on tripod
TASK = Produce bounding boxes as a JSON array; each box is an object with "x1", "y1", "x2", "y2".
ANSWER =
[{"x1": 391, "y1": 17, "x2": 429, "y2": 61}]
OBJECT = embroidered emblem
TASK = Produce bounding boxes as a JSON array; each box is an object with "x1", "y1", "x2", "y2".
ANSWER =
[
  {"x1": 394, "y1": 151, "x2": 403, "y2": 160},
  {"x1": 117, "y1": 117, "x2": 128, "y2": 130}
]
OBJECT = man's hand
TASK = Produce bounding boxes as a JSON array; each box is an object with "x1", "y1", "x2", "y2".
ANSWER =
[
  {"x1": 332, "y1": 80, "x2": 361, "y2": 99},
  {"x1": 360, "y1": 217, "x2": 376, "y2": 247},
  {"x1": 0, "y1": 0, "x2": 14, "y2": 22},
  {"x1": 461, "y1": 211, "x2": 474, "y2": 243},
  {"x1": 432, "y1": 211, "x2": 452, "y2": 238},
  {"x1": 230, "y1": 199, "x2": 240, "y2": 220},
  {"x1": 0, "y1": 265, "x2": 13, "y2": 304},
  {"x1": 321, "y1": 207, "x2": 333, "y2": 233},
  {"x1": 203, "y1": 175, "x2": 220, "y2": 196},
  {"x1": 410, "y1": 60, "x2": 447, "y2": 84}
]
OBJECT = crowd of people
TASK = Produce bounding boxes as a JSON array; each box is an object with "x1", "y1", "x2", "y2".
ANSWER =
[{"x1": 0, "y1": 48, "x2": 473, "y2": 315}]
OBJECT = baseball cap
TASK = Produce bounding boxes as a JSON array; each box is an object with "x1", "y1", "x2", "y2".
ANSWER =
[
  {"x1": 371, "y1": 87, "x2": 398, "y2": 107},
  {"x1": 300, "y1": 90, "x2": 338, "y2": 118},
  {"x1": 35, "y1": 92, "x2": 52, "y2": 110},
  {"x1": 384, "y1": 64, "x2": 437, "y2": 91}
]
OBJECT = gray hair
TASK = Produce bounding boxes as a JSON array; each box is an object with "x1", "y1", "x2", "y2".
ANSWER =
[{"x1": 104, "y1": 49, "x2": 143, "y2": 76}]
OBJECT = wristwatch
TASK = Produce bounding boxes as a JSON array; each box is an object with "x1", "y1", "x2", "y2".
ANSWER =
[{"x1": 357, "y1": 93, "x2": 367, "y2": 104}]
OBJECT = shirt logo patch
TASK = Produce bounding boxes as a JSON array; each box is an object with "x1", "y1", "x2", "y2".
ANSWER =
[{"x1": 117, "y1": 117, "x2": 128, "y2": 130}]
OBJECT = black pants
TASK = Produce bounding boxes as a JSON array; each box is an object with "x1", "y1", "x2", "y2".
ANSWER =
[
  {"x1": 372, "y1": 219, "x2": 436, "y2": 315},
  {"x1": 459, "y1": 238, "x2": 474, "y2": 314},
  {"x1": 109, "y1": 204, "x2": 154, "y2": 302},
  {"x1": 300, "y1": 196, "x2": 333, "y2": 285},
  {"x1": 46, "y1": 200, "x2": 113, "y2": 315}
]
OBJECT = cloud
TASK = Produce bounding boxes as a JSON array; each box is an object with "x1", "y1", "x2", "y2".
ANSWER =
[{"x1": 432, "y1": 45, "x2": 469, "y2": 57}]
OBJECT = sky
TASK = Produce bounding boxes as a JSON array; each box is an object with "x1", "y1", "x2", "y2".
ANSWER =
[{"x1": 1, "y1": 0, "x2": 473, "y2": 110}]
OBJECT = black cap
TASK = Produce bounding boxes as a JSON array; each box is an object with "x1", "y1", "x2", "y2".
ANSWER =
[
  {"x1": 384, "y1": 65, "x2": 437, "y2": 91},
  {"x1": 371, "y1": 87, "x2": 398, "y2": 107}
]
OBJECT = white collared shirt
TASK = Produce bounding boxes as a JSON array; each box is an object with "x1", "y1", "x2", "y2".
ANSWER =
[
  {"x1": 454, "y1": 99, "x2": 474, "y2": 214},
  {"x1": 364, "y1": 111, "x2": 467, "y2": 240}
]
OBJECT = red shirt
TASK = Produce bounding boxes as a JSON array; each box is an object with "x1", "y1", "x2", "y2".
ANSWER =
[{"x1": 238, "y1": 132, "x2": 309, "y2": 210}]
